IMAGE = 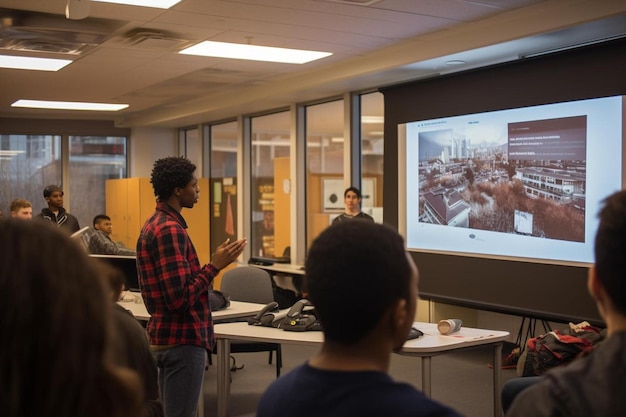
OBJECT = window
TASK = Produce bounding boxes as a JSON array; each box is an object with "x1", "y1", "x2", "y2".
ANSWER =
[
  {"x1": 69, "y1": 136, "x2": 128, "y2": 227},
  {"x1": 1, "y1": 118, "x2": 129, "y2": 225},
  {"x1": 0, "y1": 134, "x2": 61, "y2": 217}
]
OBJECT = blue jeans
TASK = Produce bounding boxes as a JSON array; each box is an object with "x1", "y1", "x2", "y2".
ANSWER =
[{"x1": 153, "y1": 345, "x2": 207, "y2": 417}]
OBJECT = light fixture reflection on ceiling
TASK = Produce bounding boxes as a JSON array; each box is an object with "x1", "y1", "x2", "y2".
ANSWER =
[
  {"x1": 180, "y1": 41, "x2": 332, "y2": 64},
  {"x1": 92, "y1": 0, "x2": 182, "y2": 7},
  {"x1": 0, "y1": 55, "x2": 72, "y2": 71},
  {"x1": 66, "y1": 0, "x2": 91, "y2": 20},
  {"x1": 12, "y1": 99, "x2": 129, "y2": 111},
  {"x1": 361, "y1": 116, "x2": 384, "y2": 124}
]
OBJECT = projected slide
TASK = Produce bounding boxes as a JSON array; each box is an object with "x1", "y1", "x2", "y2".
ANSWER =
[{"x1": 402, "y1": 96, "x2": 622, "y2": 264}]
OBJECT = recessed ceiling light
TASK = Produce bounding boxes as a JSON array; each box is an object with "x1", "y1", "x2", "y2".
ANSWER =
[
  {"x1": 0, "y1": 55, "x2": 72, "y2": 71},
  {"x1": 180, "y1": 41, "x2": 332, "y2": 64},
  {"x1": 12, "y1": 100, "x2": 129, "y2": 111},
  {"x1": 92, "y1": 0, "x2": 182, "y2": 7}
]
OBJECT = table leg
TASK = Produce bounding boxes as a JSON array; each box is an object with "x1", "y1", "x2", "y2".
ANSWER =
[
  {"x1": 421, "y1": 356, "x2": 432, "y2": 397},
  {"x1": 217, "y1": 339, "x2": 231, "y2": 417},
  {"x1": 493, "y1": 342, "x2": 503, "y2": 417}
]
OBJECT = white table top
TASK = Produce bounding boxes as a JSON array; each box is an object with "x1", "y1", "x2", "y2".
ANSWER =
[
  {"x1": 214, "y1": 321, "x2": 509, "y2": 353},
  {"x1": 400, "y1": 322, "x2": 509, "y2": 354},
  {"x1": 117, "y1": 291, "x2": 266, "y2": 321},
  {"x1": 249, "y1": 262, "x2": 306, "y2": 276}
]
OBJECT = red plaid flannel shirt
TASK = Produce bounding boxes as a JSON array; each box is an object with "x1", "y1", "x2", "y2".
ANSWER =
[{"x1": 136, "y1": 202, "x2": 218, "y2": 350}]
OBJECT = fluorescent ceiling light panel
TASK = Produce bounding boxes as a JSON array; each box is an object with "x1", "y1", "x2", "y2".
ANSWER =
[
  {"x1": 92, "y1": 0, "x2": 181, "y2": 8},
  {"x1": 0, "y1": 55, "x2": 72, "y2": 71},
  {"x1": 12, "y1": 100, "x2": 129, "y2": 111},
  {"x1": 180, "y1": 41, "x2": 332, "y2": 64}
]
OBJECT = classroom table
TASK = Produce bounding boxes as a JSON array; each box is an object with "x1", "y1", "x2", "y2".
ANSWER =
[
  {"x1": 117, "y1": 291, "x2": 267, "y2": 322},
  {"x1": 118, "y1": 292, "x2": 268, "y2": 417},
  {"x1": 214, "y1": 321, "x2": 509, "y2": 417}
]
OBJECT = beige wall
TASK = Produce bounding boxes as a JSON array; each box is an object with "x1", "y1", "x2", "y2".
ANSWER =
[{"x1": 130, "y1": 127, "x2": 177, "y2": 177}]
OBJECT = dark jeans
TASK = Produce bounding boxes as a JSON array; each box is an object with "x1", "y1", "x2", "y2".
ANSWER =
[
  {"x1": 153, "y1": 345, "x2": 207, "y2": 417},
  {"x1": 501, "y1": 376, "x2": 542, "y2": 413}
]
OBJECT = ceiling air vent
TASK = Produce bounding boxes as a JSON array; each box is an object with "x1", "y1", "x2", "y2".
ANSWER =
[
  {"x1": 0, "y1": 8, "x2": 123, "y2": 55},
  {"x1": 316, "y1": 0, "x2": 383, "y2": 5},
  {"x1": 123, "y1": 28, "x2": 191, "y2": 51}
]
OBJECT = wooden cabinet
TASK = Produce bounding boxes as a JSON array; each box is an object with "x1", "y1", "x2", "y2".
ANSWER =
[
  {"x1": 273, "y1": 157, "x2": 290, "y2": 257},
  {"x1": 105, "y1": 178, "x2": 210, "y2": 265},
  {"x1": 106, "y1": 177, "x2": 155, "y2": 248}
]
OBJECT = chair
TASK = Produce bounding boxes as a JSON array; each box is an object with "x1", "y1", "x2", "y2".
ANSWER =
[
  {"x1": 217, "y1": 266, "x2": 282, "y2": 377},
  {"x1": 71, "y1": 226, "x2": 94, "y2": 252}
]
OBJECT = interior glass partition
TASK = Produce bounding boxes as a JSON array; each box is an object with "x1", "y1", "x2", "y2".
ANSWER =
[
  {"x1": 360, "y1": 92, "x2": 384, "y2": 223},
  {"x1": 208, "y1": 121, "x2": 239, "y2": 256},
  {"x1": 250, "y1": 111, "x2": 291, "y2": 259},
  {"x1": 305, "y1": 99, "x2": 344, "y2": 249}
]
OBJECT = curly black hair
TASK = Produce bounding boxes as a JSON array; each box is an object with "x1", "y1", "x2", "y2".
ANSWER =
[
  {"x1": 150, "y1": 156, "x2": 196, "y2": 201},
  {"x1": 305, "y1": 221, "x2": 413, "y2": 345}
]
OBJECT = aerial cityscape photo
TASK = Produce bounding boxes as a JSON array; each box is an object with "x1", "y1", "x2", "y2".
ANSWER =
[{"x1": 417, "y1": 115, "x2": 587, "y2": 243}]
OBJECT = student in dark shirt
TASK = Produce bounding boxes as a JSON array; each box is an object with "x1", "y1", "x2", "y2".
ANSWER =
[
  {"x1": 257, "y1": 221, "x2": 463, "y2": 417},
  {"x1": 35, "y1": 184, "x2": 80, "y2": 233},
  {"x1": 331, "y1": 186, "x2": 374, "y2": 224},
  {"x1": 89, "y1": 214, "x2": 136, "y2": 256}
]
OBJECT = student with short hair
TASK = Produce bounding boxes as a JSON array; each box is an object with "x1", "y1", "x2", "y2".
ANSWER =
[
  {"x1": 10, "y1": 198, "x2": 33, "y2": 219},
  {"x1": 506, "y1": 190, "x2": 626, "y2": 417},
  {"x1": 331, "y1": 186, "x2": 374, "y2": 224},
  {"x1": 136, "y1": 156, "x2": 247, "y2": 417},
  {"x1": 89, "y1": 214, "x2": 136, "y2": 256},
  {"x1": 35, "y1": 184, "x2": 80, "y2": 233},
  {"x1": 257, "y1": 221, "x2": 463, "y2": 417}
]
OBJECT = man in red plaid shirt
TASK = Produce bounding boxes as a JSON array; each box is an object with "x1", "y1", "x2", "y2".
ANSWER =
[{"x1": 137, "y1": 156, "x2": 246, "y2": 417}]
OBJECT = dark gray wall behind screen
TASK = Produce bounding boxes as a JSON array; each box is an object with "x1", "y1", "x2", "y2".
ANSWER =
[{"x1": 381, "y1": 38, "x2": 626, "y2": 325}]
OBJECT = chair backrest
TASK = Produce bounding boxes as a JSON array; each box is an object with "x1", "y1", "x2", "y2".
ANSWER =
[
  {"x1": 220, "y1": 266, "x2": 274, "y2": 304},
  {"x1": 71, "y1": 226, "x2": 94, "y2": 252}
]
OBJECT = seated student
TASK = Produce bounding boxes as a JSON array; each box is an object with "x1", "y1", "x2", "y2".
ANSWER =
[
  {"x1": 10, "y1": 198, "x2": 33, "y2": 219},
  {"x1": 506, "y1": 189, "x2": 626, "y2": 417},
  {"x1": 257, "y1": 221, "x2": 463, "y2": 417},
  {"x1": 0, "y1": 218, "x2": 141, "y2": 417},
  {"x1": 100, "y1": 262, "x2": 164, "y2": 417},
  {"x1": 89, "y1": 214, "x2": 136, "y2": 256}
]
